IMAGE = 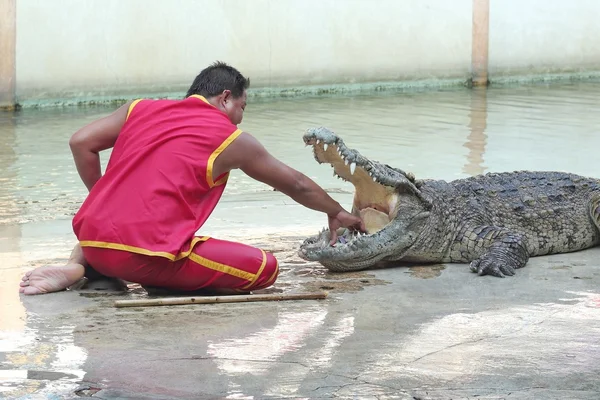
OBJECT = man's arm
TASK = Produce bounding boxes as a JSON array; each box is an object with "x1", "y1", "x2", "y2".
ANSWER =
[
  {"x1": 225, "y1": 132, "x2": 345, "y2": 216},
  {"x1": 69, "y1": 101, "x2": 133, "y2": 191}
]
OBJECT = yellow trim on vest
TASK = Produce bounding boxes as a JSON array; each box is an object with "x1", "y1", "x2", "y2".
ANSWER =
[
  {"x1": 214, "y1": 174, "x2": 230, "y2": 186},
  {"x1": 188, "y1": 252, "x2": 256, "y2": 282},
  {"x1": 79, "y1": 236, "x2": 210, "y2": 261},
  {"x1": 187, "y1": 95, "x2": 241, "y2": 187},
  {"x1": 242, "y1": 249, "x2": 268, "y2": 289},
  {"x1": 206, "y1": 128, "x2": 243, "y2": 188},
  {"x1": 189, "y1": 94, "x2": 211, "y2": 105},
  {"x1": 126, "y1": 99, "x2": 143, "y2": 121}
]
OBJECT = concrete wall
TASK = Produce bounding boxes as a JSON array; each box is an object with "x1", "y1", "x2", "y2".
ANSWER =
[
  {"x1": 14, "y1": 0, "x2": 473, "y2": 103},
  {"x1": 5, "y1": 0, "x2": 600, "y2": 106},
  {"x1": 489, "y1": 0, "x2": 600, "y2": 77}
]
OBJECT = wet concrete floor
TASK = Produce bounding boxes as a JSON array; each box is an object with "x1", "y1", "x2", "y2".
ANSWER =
[{"x1": 1, "y1": 82, "x2": 600, "y2": 399}]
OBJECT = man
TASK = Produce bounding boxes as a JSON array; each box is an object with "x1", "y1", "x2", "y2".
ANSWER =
[{"x1": 20, "y1": 61, "x2": 364, "y2": 296}]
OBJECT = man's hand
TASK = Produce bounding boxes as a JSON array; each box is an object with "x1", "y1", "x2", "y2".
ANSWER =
[{"x1": 327, "y1": 210, "x2": 366, "y2": 246}]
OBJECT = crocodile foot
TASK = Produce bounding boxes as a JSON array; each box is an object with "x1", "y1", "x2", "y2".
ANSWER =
[{"x1": 470, "y1": 255, "x2": 517, "y2": 278}]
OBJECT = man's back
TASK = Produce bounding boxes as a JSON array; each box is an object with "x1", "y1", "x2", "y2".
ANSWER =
[{"x1": 72, "y1": 95, "x2": 242, "y2": 256}]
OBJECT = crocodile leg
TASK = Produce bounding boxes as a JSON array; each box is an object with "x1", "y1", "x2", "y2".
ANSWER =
[{"x1": 454, "y1": 226, "x2": 530, "y2": 278}]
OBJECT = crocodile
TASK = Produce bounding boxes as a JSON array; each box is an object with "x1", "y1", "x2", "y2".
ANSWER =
[{"x1": 298, "y1": 127, "x2": 600, "y2": 277}]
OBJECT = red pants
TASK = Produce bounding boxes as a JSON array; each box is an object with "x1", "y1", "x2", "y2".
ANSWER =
[{"x1": 81, "y1": 237, "x2": 279, "y2": 292}]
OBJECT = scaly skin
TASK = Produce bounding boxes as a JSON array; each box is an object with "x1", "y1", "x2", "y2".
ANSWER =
[{"x1": 298, "y1": 127, "x2": 600, "y2": 277}]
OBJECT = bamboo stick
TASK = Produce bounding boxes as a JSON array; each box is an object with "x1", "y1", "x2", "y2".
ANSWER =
[{"x1": 114, "y1": 291, "x2": 328, "y2": 308}]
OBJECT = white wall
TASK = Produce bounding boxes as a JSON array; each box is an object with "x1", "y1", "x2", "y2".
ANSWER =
[
  {"x1": 14, "y1": 0, "x2": 600, "y2": 103},
  {"x1": 15, "y1": 0, "x2": 472, "y2": 101},
  {"x1": 489, "y1": 0, "x2": 600, "y2": 76}
]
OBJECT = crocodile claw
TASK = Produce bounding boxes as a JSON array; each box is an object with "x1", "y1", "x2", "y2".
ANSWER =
[{"x1": 470, "y1": 257, "x2": 516, "y2": 278}]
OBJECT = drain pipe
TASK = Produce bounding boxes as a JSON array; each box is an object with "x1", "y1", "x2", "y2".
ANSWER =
[
  {"x1": 0, "y1": 0, "x2": 16, "y2": 110},
  {"x1": 471, "y1": 0, "x2": 490, "y2": 86}
]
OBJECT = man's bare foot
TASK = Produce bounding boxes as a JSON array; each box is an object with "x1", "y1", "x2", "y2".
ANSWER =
[{"x1": 19, "y1": 264, "x2": 86, "y2": 295}]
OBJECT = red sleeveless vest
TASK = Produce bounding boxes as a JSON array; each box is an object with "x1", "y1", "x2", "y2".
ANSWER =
[{"x1": 72, "y1": 95, "x2": 241, "y2": 260}]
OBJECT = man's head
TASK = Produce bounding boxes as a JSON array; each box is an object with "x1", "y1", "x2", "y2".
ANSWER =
[{"x1": 186, "y1": 61, "x2": 250, "y2": 125}]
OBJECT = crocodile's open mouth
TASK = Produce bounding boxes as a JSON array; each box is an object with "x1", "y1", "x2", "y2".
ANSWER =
[
  {"x1": 298, "y1": 127, "x2": 427, "y2": 269},
  {"x1": 304, "y1": 133, "x2": 400, "y2": 236},
  {"x1": 298, "y1": 127, "x2": 432, "y2": 271}
]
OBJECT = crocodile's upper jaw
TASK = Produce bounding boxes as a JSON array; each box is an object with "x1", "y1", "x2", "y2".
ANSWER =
[{"x1": 298, "y1": 127, "x2": 427, "y2": 271}]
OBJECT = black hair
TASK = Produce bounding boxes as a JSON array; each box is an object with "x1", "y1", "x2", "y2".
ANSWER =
[{"x1": 186, "y1": 61, "x2": 250, "y2": 98}]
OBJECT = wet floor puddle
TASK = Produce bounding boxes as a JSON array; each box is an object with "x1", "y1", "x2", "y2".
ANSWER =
[
  {"x1": 0, "y1": 320, "x2": 87, "y2": 399},
  {"x1": 299, "y1": 276, "x2": 389, "y2": 293},
  {"x1": 261, "y1": 236, "x2": 391, "y2": 294},
  {"x1": 550, "y1": 265, "x2": 573, "y2": 270},
  {"x1": 406, "y1": 264, "x2": 447, "y2": 279}
]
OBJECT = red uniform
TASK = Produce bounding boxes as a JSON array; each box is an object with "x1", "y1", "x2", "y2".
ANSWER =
[{"x1": 72, "y1": 95, "x2": 278, "y2": 291}]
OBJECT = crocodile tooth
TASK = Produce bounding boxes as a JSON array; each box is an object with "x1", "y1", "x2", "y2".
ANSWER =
[
  {"x1": 317, "y1": 139, "x2": 321, "y2": 145},
  {"x1": 324, "y1": 143, "x2": 328, "y2": 151},
  {"x1": 373, "y1": 176, "x2": 377, "y2": 182},
  {"x1": 350, "y1": 162, "x2": 356, "y2": 175},
  {"x1": 345, "y1": 158, "x2": 349, "y2": 166}
]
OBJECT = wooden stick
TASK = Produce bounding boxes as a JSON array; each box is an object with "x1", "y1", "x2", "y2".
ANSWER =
[{"x1": 113, "y1": 291, "x2": 328, "y2": 308}]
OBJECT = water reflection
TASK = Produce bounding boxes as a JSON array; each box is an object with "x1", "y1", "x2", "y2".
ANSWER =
[
  {"x1": 207, "y1": 307, "x2": 328, "y2": 375},
  {"x1": 463, "y1": 87, "x2": 488, "y2": 175},
  {"x1": 207, "y1": 305, "x2": 355, "y2": 398},
  {"x1": 365, "y1": 291, "x2": 600, "y2": 385},
  {"x1": 0, "y1": 112, "x2": 25, "y2": 333},
  {"x1": 0, "y1": 318, "x2": 87, "y2": 397}
]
